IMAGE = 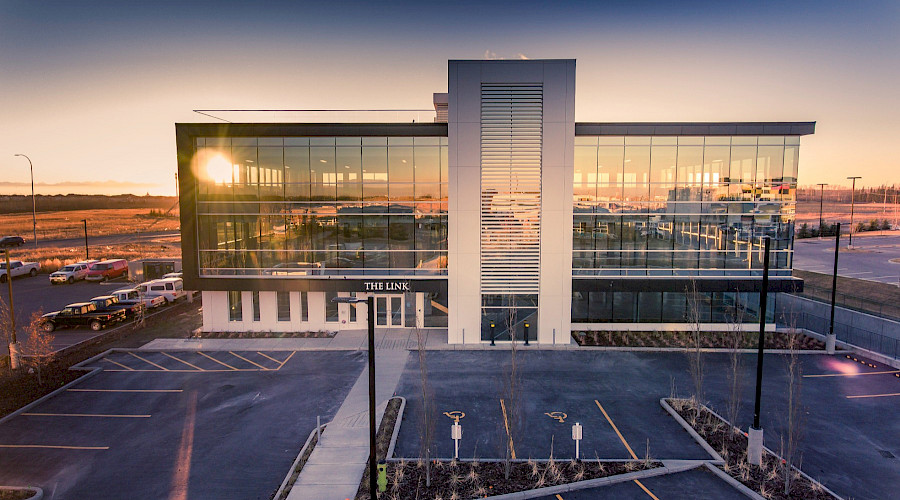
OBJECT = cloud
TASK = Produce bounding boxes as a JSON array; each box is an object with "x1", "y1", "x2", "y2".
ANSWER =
[
  {"x1": 483, "y1": 49, "x2": 499, "y2": 60},
  {"x1": 516, "y1": 53, "x2": 529, "y2": 60},
  {"x1": 0, "y1": 180, "x2": 168, "y2": 196}
]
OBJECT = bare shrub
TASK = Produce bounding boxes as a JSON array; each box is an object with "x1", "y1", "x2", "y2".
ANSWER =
[
  {"x1": 684, "y1": 279, "x2": 704, "y2": 410},
  {"x1": 22, "y1": 309, "x2": 53, "y2": 385}
]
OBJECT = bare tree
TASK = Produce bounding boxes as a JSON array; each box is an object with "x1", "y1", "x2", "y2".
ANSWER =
[
  {"x1": 413, "y1": 321, "x2": 435, "y2": 487},
  {"x1": 684, "y1": 280, "x2": 704, "y2": 412},
  {"x1": 0, "y1": 294, "x2": 13, "y2": 372},
  {"x1": 781, "y1": 310, "x2": 804, "y2": 495},
  {"x1": 724, "y1": 292, "x2": 746, "y2": 440},
  {"x1": 22, "y1": 310, "x2": 54, "y2": 385},
  {"x1": 501, "y1": 304, "x2": 524, "y2": 480}
]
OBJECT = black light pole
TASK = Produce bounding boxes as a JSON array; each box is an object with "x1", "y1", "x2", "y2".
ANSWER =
[
  {"x1": 816, "y1": 183, "x2": 828, "y2": 235},
  {"x1": 749, "y1": 236, "x2": 770, "y2": 465},
  {"x1": 81, "y1": 219, "x2": 89, "y2": 260},
  {"x1": 847, "y1": 176, "x2": 861, "y2": 247},
  {"x1": 827, "y1": 223, "x2": 841, "y2": 354},
  {"x1": 13, "y1": 154, "x2": 37, "y2": 250},
  {"x1": 331, "y1": 295, "x2": 377, "y2": 499}
]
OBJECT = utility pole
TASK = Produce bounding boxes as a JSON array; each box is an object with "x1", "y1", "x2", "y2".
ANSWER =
[
  {"x1": 14, "y1": 154, "x2": 37, "y2": 250},
  {"x1": 816, "y1": 183, "x2": 828, "y2": 236},
  {"x1": 847, "y1": 176, "x2": 861, "y2": 248},
  {"x1": 826, "y1": 224, "x2": 841, "y2": 354},
  {"x1": 82, "y1": 219, "x2": 89, "y2": 260}
]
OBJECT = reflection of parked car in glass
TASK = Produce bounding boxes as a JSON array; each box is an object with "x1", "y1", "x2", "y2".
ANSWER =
[
  {"x1": 263, "y1": 262, "x2": 323, "y2": 276},
  {"x1": 40, "y1": 302, "x2": 126, "y2": 332},
  {"x1": 85, "y1": 259, "x2": 129, "y2": 282}
]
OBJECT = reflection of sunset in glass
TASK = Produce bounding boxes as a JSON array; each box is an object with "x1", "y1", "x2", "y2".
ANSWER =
[{"x1": 206, "y1": 154, "x2": 233, "y2": 184}]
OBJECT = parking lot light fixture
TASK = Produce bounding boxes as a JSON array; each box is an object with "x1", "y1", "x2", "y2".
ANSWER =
[
  {"x1": 329, "y1": 294, "x2": 377, "y2": 499},
  {"x1": 81, "y1": 219, "x2": 89, "y2": 260},
  {"x1": 749, "y1": 236, "x2": 771, "y2": 466},
  {"x1": 816, "y1": 183, "x2": 828, "y2": 235},
  {"x1": 827, "y1": 224, "x2": 841, "y2": 354},
  {"x1": 13, "y1": 154, "x2": 37, "y2": 250}
]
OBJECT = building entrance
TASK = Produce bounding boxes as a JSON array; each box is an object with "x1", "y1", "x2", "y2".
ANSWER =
[{"x1": 375, "y1": 295, "x2": 404, "y2": 327}]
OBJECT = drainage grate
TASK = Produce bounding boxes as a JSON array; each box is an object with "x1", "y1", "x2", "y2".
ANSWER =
[{"x1": 877, "y1": 449, "x2": 896, "y2": 459}]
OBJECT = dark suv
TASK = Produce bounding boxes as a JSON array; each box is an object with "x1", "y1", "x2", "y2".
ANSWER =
[
  {"x1": 41, "y1": 302, "x2": 126, "y2": 332},
  {"x1": 0, "y1": 236, "x2": 25, "y2": 248}
]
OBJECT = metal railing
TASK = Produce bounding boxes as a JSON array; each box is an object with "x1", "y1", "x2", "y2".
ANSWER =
[
  {"x1": 779, "y1": 310, "x2": 900, "y2": 360},
  {"x1": 797, "y1": 283, "x2": 900, "y2": 321}
]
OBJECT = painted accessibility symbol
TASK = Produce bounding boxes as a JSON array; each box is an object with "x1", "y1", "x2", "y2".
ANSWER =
[
  {"x1": 443, "y1": 411, "x2": 466, "y2": 423},
  {"x1": 544, "y1": 411, "x2": 567, "y2": 423}
]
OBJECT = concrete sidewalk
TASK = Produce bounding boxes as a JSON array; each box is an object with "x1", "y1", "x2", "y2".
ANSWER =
[{"x1": 286, "y1": 349, "x2": 410, "y2": 500}]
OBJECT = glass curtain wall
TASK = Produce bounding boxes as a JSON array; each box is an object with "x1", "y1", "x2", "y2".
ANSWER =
[
  {"x1": 193, "y1": 136, "x2": 448, "y2": 277},
  {"x1": 573, "y1": 136, "x2": 798, "y2": 277}
]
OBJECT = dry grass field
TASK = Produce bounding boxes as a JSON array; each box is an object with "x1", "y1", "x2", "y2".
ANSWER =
[
  {"x1": 796, "y1": 201, "x2": 899, "y2": 228},
  {"x1": 0, "y1": 208, "x2": 179, "y2": 242}
]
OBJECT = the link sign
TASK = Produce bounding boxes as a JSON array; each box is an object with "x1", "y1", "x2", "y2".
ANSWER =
[{"x1": 363, "y1": 280, "x2": 411, "y2": 292}]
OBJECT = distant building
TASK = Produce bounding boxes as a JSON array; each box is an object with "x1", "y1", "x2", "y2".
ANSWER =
[{"x1": 176, "y1": 59, "x2": 813, "y2": 343}]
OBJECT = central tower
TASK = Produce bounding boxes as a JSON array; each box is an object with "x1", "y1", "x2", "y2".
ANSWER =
[{"x1": 447, "y1": 59, "x2": 575, "y2": 344}]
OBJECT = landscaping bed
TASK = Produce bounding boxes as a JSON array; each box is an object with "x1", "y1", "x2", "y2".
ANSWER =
[
  {"x1": 0, "y1": 489, "x2": 36, "y2": 500},
  {"x1": 199, "y1": 330, "x2": 335, "y2": 339},
  {"x1": 573, "y1": 330, "x2": 825, "y2": 350},
  {"x1": 667, "y1": 398, "x2": 838, "y2": 499},
  {"x1": 356, "y1": 397, "x2": 658, "y2": 499}
]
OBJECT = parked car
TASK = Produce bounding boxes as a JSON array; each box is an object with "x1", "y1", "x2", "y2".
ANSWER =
[
  {"x1": 40, "y1": 302, "x2": 126, "y2": 332},
  {"x1": 85, "y1": 259, "x2": 129, "y2": 282},
  {"x1": 0, "y1": 260, "x2": 40, "y2": 282},
  {"x1": 138, "y1": 277, "x2": 186, "y2": 304},
  {"x1": 110, "y1": 288, "x2": 166, "y2": 309},
  {"x1": 89, "y1": 295, "x2": 143, "y2": 317},
  {"x1": 49, "y1": 262, "x2": 93, "y2": 284},
  {"x1": 0, "y1": 236, "x2": 25, "y2": 248},
  {"x1": 161, "y1": 271, "x2": 183, "y2": 279}
]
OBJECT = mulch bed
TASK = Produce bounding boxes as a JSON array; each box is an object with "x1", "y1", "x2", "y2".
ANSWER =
[
  {"x1": 0, "y1": 490, "x2": 35, "y2": 500},
  {"x1": 199, "y1": 331, "x2": 335, "y2": 339},
  {"x1": 573, "y1": 330, "x2": 825, "y2": 350},
  {"x1": 667, "y1": 398, "x2": 837, "y2": 499}
]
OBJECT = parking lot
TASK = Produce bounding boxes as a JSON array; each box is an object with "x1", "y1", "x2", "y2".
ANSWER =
[
  {"x1": 0, "y1": 349, "x2": 365, "y2": 500},
  {"x1": 794, "y1": 233, "x2": 900, "y2": 284},
  {"x1": 393, "y1": 350, "x2": 900, "y2": 500},
  {"x1": 0, "y1": 272, "x2": 165, "y2": 352}
]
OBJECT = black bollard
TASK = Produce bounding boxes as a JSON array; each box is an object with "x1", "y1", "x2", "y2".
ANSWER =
[
  {"x1": 490, "y1": 322, "x2": 496, "y2": 346},
  {"x1": 524, "y1": 322, "x2": 530, "y2": 346}
]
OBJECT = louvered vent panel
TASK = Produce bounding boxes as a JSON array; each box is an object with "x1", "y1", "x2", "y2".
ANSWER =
[{"x1": 480, "y1": 84, "x2": 542, "y2": 294}]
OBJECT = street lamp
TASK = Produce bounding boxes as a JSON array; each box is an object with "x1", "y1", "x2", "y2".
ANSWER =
[
  {"x1": 13, "y1": 154, "x2": 37, "y2": 250},
  {"x1": 81, "y1": 219, "x2": 89, "y2": 260},
  {"x1": 816, "y1": 183, "x2": 828, "y2": 236},
  {"x1": 847, "y1": 176, "x2": 861, "y2": 248},
  {"x1": 749, "y1": 236, "x2": 771, "y2": 466},
  {"x1": 331, "y1": 295, "x2": 376, "y2": 499}
]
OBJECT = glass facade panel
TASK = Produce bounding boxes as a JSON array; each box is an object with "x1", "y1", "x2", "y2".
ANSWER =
[
  {"x1": 193, "y1": 137, "x2": 448, "y2": 277},
  {"x1": 572, "y1": 135, "x2": 795, "y2": 278},
  {"x1": 277, "y1": 291, "x2": 291, "y2": 321}
]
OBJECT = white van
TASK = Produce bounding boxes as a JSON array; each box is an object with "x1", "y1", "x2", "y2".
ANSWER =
[{"x1": 138, "y1": 277, "x2": 186, "y2": 304}]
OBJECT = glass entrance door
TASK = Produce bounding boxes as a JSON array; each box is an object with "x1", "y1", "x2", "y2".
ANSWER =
[{"x1": 375, "y1": 295, "x2": 403, "y2": 327}]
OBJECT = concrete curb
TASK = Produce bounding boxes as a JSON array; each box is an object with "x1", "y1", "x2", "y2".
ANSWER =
[
  {"x1": 385, "y1": 396, "x2": 406, "y2": 460},
  {"x1": 0, "y1": 486, "x2": 42, "y2": 500},
  {"x1": 702, "y1": 462, "x2": 765, "y2": 499},
  {"x1": 482, "y1": 461, "x2": 700, "y2": 499},
  {"x1": 682, "y1": 402, "x2": 845, "y2": 500},
  {"x1": 0, "y1": 367, "x2": 103, "y2": 426},
  {"x1": 272, "y1": 422, "x2": 329, "y2": 500},
  {"x1": 571, "y1": 346, "x2": 828, "y2": 354},
  {"x1": 658, "y1": 398, "x2": 725, "y2": 464}
]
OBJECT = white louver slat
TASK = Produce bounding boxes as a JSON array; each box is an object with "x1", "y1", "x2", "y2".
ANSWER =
[{"x1": 480, "y1": 84, "x2": 543, "y2": 294}]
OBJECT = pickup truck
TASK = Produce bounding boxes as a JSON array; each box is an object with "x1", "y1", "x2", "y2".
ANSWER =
[
  {"x1": 89, "y1": 295, "x2": 143, "y2": 317},
  {"x1": 0, "y1": 260, "x2": 40, "y2": 283},
  {"x1": 110, "y1": 288, "x2": 166, "y2": 309},
  {"x1": 41, "y1": 302, "x2": 126, "y2": 332},
  {"x1": 49, "y1": 260, "x2": 96, "y2": 284}
]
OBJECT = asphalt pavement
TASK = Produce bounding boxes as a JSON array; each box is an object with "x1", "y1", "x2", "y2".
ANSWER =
[
  {"x1": 793, "y1": 232, "x2": 900, "y2": 284},
  {"x1": 0, "y1": 273, "x2": 141, "y2": 351},
  {"x1": 534, "y1": 466, "x2": 747, "y2": 500},
  {"x1": 393, "y1": 350, "x2": 900, "y2": 500},
  {"x1": 0, "y1": 349, "x2": 365, "y2": 500}
]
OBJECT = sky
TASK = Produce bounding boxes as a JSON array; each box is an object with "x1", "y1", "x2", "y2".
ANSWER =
[{"x1": 1, "y1": 0, "x2": 897, "y2": 196}]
